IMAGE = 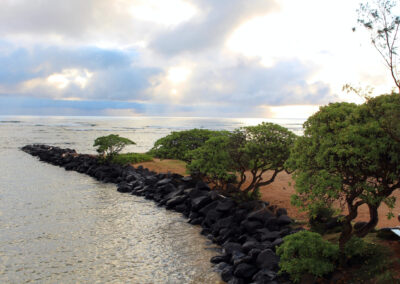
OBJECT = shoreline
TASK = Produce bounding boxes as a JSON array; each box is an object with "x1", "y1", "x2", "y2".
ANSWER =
[{"x1": 22, "y1": 144, "x2": 300, "y2": 284}]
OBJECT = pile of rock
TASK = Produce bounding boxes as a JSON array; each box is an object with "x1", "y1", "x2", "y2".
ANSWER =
[{"x1": 22, "y1": 144, "x2": 299, "y2": 284}]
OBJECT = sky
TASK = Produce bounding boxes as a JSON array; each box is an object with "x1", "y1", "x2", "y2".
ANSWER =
[{"x1": 0, "y1": 0, "x2": 397, "y2": 118}]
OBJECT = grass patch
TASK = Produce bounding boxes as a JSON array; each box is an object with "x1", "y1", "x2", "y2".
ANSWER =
[{"x1": 112, "y1": 153, "x2": 153, "y2": 165}]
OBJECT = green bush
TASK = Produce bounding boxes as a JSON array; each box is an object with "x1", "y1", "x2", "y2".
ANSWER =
[
  {"x1": 93, "y1": 134, "x2": 135, "y2": 160},
  {"x1": 149, "y1": 129, "x2": 225, "y2": 162},
  {"x1": 344, "y1": 237, "x2": 371, "y2": 260},
  {"x1": 277, "y1": 230, "x2": 339, "y2": 283},
  {"x1": 344, "y1": 237, "x2": 395, "y2": 282},
  {"x1": 111, "y1": 153, "x2": 153, "y2": 165}
]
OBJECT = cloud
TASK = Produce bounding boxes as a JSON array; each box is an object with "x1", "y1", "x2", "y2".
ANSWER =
[
  {"x1": 0, "y1": 44, "x2": 132, "y2": 85},
  {"x1": 150, "y1": 0, "x2": 277, "y2": 55},
  {"x1": 0, "y1": 0, "x2": 341, "y2": 117},
  {"x1": 0, "y1": 95, "x2": 146, "y2": 116},
  {"x1": 0, "y1": 42, "x2": 162, "y2": 101},
  {"x1": 152, "y1": 56, "x2": 333, "y2": 107}
]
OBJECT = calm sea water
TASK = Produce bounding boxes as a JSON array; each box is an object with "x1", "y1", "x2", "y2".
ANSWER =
[{"x1": 0, "y1": 116, "x2": 304, "y2": 283}]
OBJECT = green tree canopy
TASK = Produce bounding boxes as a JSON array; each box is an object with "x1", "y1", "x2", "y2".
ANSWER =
[
  {"x1": 149, "y1": 129, "x2": 225, "y2": 162},
  {"x1": 188, "y1": 122, "x2": 296, "y2": 198},
  {"x1": 287, "y1": 99, "x2": 400, "y2": 258},
  {"x1": 93, "y1": 134, "x2": 135, "y2": 160}
]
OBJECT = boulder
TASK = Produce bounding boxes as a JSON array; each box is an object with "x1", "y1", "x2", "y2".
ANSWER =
[
  {"x1": 241, "y1": 220, "x2": 263, "y2": 234},
  {"x1": 191, "y1": 196, "x2": 212, "y2": 211},
  {"x1": 184, "y1": 188, "x2": 208, "y2": 199},
  {"x1": 271, "y1": 238, "x2": 284, "y2": 248},
  {"x1": 221, "y1": 266, "x2": 234, "y2": 282},
  {"x1": 227, "y1": 277, "x2": 244, "y2": 284},
  {"x1": 277, "y1": 215, "x2": 292, "y2": 226},
  {"x1": 248, "y1": 248, "x2": 261, "y2": 260},
  {"x1": 156, "y1": 178, "x2": 172, "y2": 186},
  {"x1": 256, "y1": 249, "x2": 280, "y2": 270},
  {"x1": 233, "y1": 263, "x2": 258, "y2": 279},
  {"x1": 210, "y1": 254, "x2": 230, "y2": 264},
  {"x1": 222, "y1": 242, "x2": 243, "y2": 255},
  {"x1": 174, "y1": 204, "x2": 187, "y2": 212},
  {"x1": 252, "y1": 268, "x2": 277, "y2": 283},
  {"x1": 247, "y1": 209, "x2": 274, "y2": 223},
  {"x1": 144, "y1": 175, "x2": 158, "y2": 185},
  {"x1": 217, "y1": 262, "x2": 230, "y2": 271},
  {"x1": 117, "y1": 182, "x2": 132, "y2": 193},
  {"x1": 181, "y1": 176, "x2": 193, "y2": 182},
  {"x1": 189, "y1": 217, "x2": 203, "y2": 225},
  {"x1": 216, "y1": 199, "x2": 236, "y2": 212},
  {"x1": 165, "y1": 195, "x2": 187, "y2": 208},
  {"x1": 195, "y1": 180, "x2": 210, "y2": 191},
  {"x1": 255, "y1": 229, "x2": 281, "y2": 242},
  {"x1": 198, "y1": 200, "x2": 219, "y2": 216},
  {"x1": 212, "y1": 216, "x2": 235, "y2": 233},
  {"x1": 203, "y1": 209, "x2": 223, "y2": 227},
  {"x1": 242, "y1": 240, "x2": 271, "y2": 253},
  {"x1": 275, "y1": 208, "x2": 287, "y2": 217}
]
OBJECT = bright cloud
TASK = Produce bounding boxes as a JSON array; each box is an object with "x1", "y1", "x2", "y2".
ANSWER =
[
  {"x1": 130, "y1": 0, "x2": 198, "y2": 27},
  {"x1": 47, "y1": 69, "x2": 93, "y2": 89},
  {"x1": 167, "y1": 67, "x2": 191, "y2": 84}
]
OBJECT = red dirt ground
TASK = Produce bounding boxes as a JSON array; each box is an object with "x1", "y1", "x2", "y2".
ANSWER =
[{"x1": 133, "y1": 160, "x2": 400, "y2": 228}]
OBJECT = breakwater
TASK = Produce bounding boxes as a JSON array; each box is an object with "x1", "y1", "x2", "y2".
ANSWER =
[{"x1": 22, "y1": 144, "x2": 298, "y2": 284}]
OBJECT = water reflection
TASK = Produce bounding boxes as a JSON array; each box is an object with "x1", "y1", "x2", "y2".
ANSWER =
[{"x1": 0, "y1": 150, "x2": 220, "y2": 283}]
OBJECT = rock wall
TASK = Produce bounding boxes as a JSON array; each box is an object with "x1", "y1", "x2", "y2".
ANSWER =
[{"x1": 22, "y1": 144, "x2": 298, "y2": 284}]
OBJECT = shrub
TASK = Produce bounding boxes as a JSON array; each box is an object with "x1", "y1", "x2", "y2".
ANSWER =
[
  {"x1": 287, "y1": 99, "x2": 400, "y2": 258},
  {"x1": 93, "y1": 134, "x2": 135, "y2": 160},
  {"x1": 344, "y1": 237, "x2": 395, "y2": 282},
  {"x1": 277, "y1": 230, "x2": 339, "y2": 283},
  {"x1": 149, "y1": 129, "x2": 225, "y2": 162},
  {"x1": 111, "y1": 153, "x2": 153, "y2": 165}
]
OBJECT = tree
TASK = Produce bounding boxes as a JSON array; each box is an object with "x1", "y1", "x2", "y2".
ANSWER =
[
  {"x1": 93, "y1": 134, "x2": 135, "y2": 160},
  {"x1": 187, "y1": 134, "x2": 237, "y2": 190},
  {"x1": 149, "y1": 129, "x2": 225, "y2": 162},
  {"x1": 188, "y1": 122, "x2": 296, "y2": 198},
  {"x1": 366, "y1": 92, "x2": 400, "y2": 142},
  {"x1": 287, "y1": 101, "x2": 400, "y2": 260},
  {"x1": 356, "y1": 0, "x2": 400, "y2": 94}
]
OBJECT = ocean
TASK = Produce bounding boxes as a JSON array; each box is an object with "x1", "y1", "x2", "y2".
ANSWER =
[{"x1": 0, "y1": 116, "x2": 304, "y2": 283}]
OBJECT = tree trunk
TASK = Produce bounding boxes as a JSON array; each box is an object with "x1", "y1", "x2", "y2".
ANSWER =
[
  {"x1": 355, "y1": 204, "x2": 379, "y2": 238},
  {"x1": 339, "y1": 219, "x2": 353, "y2": 265}
]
